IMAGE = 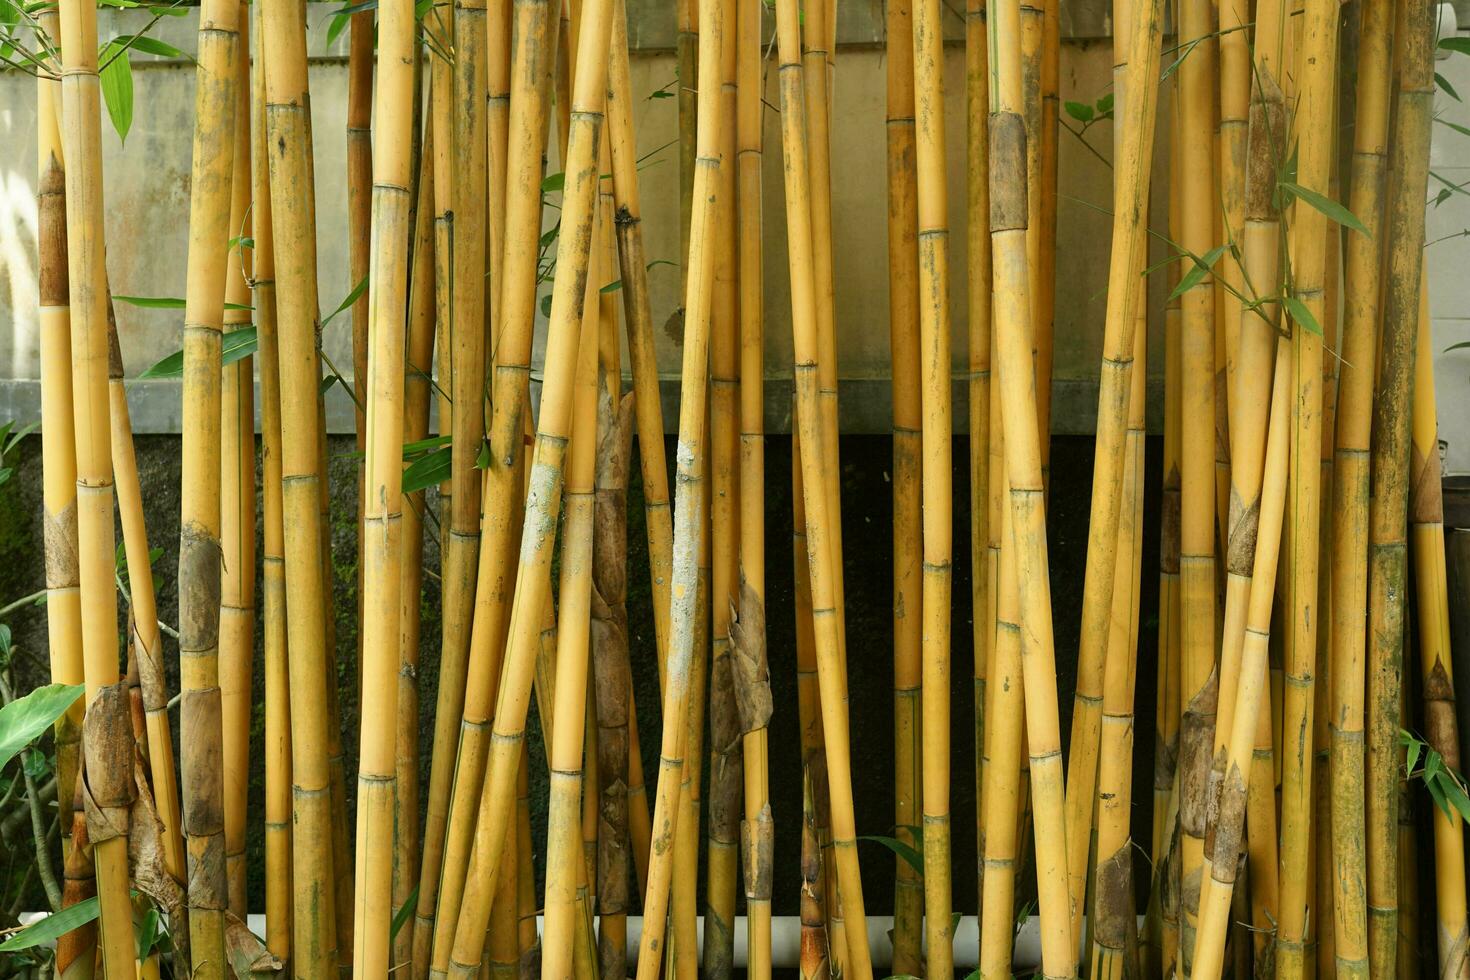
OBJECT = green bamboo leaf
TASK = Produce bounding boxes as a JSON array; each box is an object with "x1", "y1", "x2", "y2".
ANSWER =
[
  {"x1": 1438, "y1": 71, "x2": 1462, "y2": 102},
  {"x1": 98, "y1": 41, "x2": 133, "y2": 142},
  {"x1": 1445, "y1": 341, "x2": 1470, "y2": 352},
  {"x1": 541, "y1": 171, "x2": 565, "y2": 193},
  {"x1": 1282, "y1": 295, "x2": 1322, "y2": 337},
  {"x1": 0, "y1": 683, "x2": 85, "y2": 772},
  {"x1": 1063, "y1": 100, "x2": 1093, "y2": 123},
  {"x1": 1439, "y1": 36, "x2": 1470, "y2": 55},
  {"x1": 1168, "y1": 244, "x2": 1227, "y2": 301},
  {"x1": 1403, "y1": 730, "x2": 1423, "y2": 777},
  {"x1": 322, "y1": 275, "x2": 369, "y2": 329},
  {"x1": 402, "y1": 434, "x2": 452, "y2": 457},
  {"x1": 138, "y1": 326, "x2": 258, "y2": 380},
  {"x1": 136, "y1": 906, "x2": 160, "y2": 959},
  {"x1": 402, "y1": 445, "x2": 451, "y2": 493},
  {"x1": 858, "y1": 834, "x2": 923, "y2": 875},
  {"x1": 1441, "y1": 772, "x2": 1470, "y2": 825},
  {"x1": 1277, "y1": 180, "x2": 1369, "y2": 236},
  {"x1": 1428, "y1": 771, "x2": 1451, "y2": 819},
  {"x1": 600, "y1": 279, "x2": 623, "y2": 294},
  {"x1": 0, "y1": 897, "x2": 100, "y2": 952},
  {"x1": 114, "y1": 34, "x2": 186, "y2": 58},
  {"x1": 391, "y1": 885, "x2": 419, "y2": 942}
]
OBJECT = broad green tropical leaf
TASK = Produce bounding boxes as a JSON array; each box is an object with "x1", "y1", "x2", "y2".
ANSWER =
[{"x1": 0, "y1": 683, "x2": 84, "y2": 772}]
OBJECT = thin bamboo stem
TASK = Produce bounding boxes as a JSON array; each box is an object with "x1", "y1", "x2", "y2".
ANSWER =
[{"x1": 347, "y1": 4, "x2": 372, "y2": 707}]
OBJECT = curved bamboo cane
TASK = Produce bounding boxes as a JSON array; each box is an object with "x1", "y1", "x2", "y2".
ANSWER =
[
  {"x1": 219, "y1": 20, "x2": 255, "y2": 918},
  {"x1": 910, "y1": 0, "x2": 954, "y2": 969},
  {"x1": 1366, "y1": 3, "x2": 1435, "y2": 972},
  {"x1": 262, "y1": 0, "x2": 339, "y2": 965},
  {"x1": 989, "y1": 0, "x2": 1074, "y2": 971},
  {"x1": 886, "y1": 0, "x2": 924, "y2": 967},
  {"x1": 250, "y1": 4, "x2": 293, "y2": 958},
  {"x1": 1061, "y1": 0, "x2": 1163, "y2": 927},
  {"x1": 55, "y1": 0, "x2": 135, "y2": 969},
  {"x1": 438, "y1": 0, "x2": 616, "y2": 968},
  {"x1": 175, "y1": 0, "x2": 242, "y2": 965},
  {"x1": 1409, "y1": 272, "x2": 1470, "y2": 978},
  {"x1": 351, "y1": 0, "x2": 414, "y2": 963},
  {"x1": 35, "y1": 6, "x2": 84, "y2": 866},
  {"x1": 773, "y1": 0, "x2": 874, "y2": 972}
]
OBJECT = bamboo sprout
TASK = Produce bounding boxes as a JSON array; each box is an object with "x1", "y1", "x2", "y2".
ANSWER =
[
  {"x1": 910, "y1": 0, "x2": 954, "y2": 967},
  {"x1": 1367, "y1": 2, "x2": 1435, "y2": 972},
  {"x1": 262, "y1": 0, "x2": 339, "y2": 964},
  {"x1": 1409, "y1": 270, "x2": 1470, "y2": 978},
  {"x1": 989, "y1": 0, "x2": 1074, "y2": 971},
  {"x1": 439, "y1": 0, "x2": 615, "y2": 967},
  {"x1": 57, "y1": 778, "x2": 96, "y2": 979},
  {"x1": 175, "y1": 0, "x2": 241, "y2": 965},
  {"x1": 219, "y1": 13, "x2": 255, "y2": 918},
  {"x1": 251, "y1": 0, "x2": 292, "y2": 957},
  {"x1": 887, "y1": 0, "x2": 924, "y2": 965}
]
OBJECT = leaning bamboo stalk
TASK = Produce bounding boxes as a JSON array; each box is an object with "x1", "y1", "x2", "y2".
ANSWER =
[
  {"x1": 1366, "y1": 2, "x2": 1434, "y2": 971},
  {"x1": 55, "y1": 0, "x2": 135, "y2": 969},
  {"x1": 989, "y1": 0, "x2": 1074, "y2": 972},
  {"x1": 887, "y1": 0, "x2": 924, "y2": 965},
  {"x1": 351, "y1": 0, "x2": 414, "y2": 963},
  {"x1": 262, "y1": 0, "x2": 339, "y2": 965},
  {"x1": 1061, "y1": 0, "x2": 1162, "y2": 925},
  {"x1": 250, "y1": 1, "x2": 292, "y2": 956},
  {"x1": 733, "y1": 0, "x2": 771, "y2": 973},
  {"x1": 605, "y1": 0, "x2": 674, "y2": 689},
  {"x1": 1274, "y1": 0, "x2": 1336, "y2": 968},
  {"x1": 704, "y1": 4, "x2": 743, "y2": 972},
  {"x1": 106, "y1": 302, "x2": 187, "y2": 895},
  {"x1": 1409, "y1": 271, "x2": 1470, "y2": 978},
  {"x1": 409, "y1": 0, "x2": 458, "y2": 967},
  {"x1": 1089, "y1": 307, "x2": 1146, "y2": 980},
  {"x1": 1187, "y1": 336, "x2": 1292, "y2": 980},
  {"x1": 176, "y1": 0, "x2": 242, "y2": 965},
  {"x1": 219, "y1": 19, "x2": 255, "y2": 918},
  {"x1": 773, "y1": 0, "x2": 874, "y2": 972},
  {"x1": 395, "y1": 104, "x2": 436, "y2": 979},
  {"x1": 440, "y1": 0, "x2": 616, "y2": 968},
  {"x1": 35, "y1": 6, "x2": 84, "y2": 861},
  {"x1": 421, "y1": 0, "x2": 546, "y2": 965},
  {"x1": 910, "y1": 0, "x2": 954, "y2": 969},
  {"x1": 543, "y1": 257, "x2": 603, "y2": 980}
]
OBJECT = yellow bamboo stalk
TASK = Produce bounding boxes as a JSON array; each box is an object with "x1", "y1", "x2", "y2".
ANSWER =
[
  {"x1": 219, "y1": 12, "x2": 255, "y2": 918},
  {"x1": 909, "y1": 0, "x2": 954, "y2": 967},
  {"x1": 347, "y1": 4, "x2": 372, "y2": 700},
  {"x1": 1409, "y1": 271, "x2": 1470, "y2": 978},
  {"x1": 35, "y1": 5, "x2": 84, "y2": 864},
  {"x1": 54, "y1": 0, "x2": 134, "y2": 970},
  {"x1": 1367, "y1": 2, "x2": 1435, "y2": 972},
  {"x1": 250, "y1": 0, "x2": 292, "y2": 958},
  {"x1": 989, "y1": 0, "x2": 1074, "y2": 971},
  {"x1": 262, "y1": 0, "x2": 338, "y2": 965},
  {"x1": 677, "y1": 0, "x2": 696, "y2": 291},
  {"x1": 772, "y1": 0, "x2": 874, "y2": 972},
  {"x1": 1062, "y1": 0, "x2": 1163, "y2": 927},
  {"x1": 350, "y1": 0, "x2": 414, "y2": 964},
  {"x1": 887, "y1": 0, "x2": 924, "y2": 965},
  {"x1": 1329, "y1": 2, "x2": 1392, "y2": 973},
  {"x1": 1185, "y1": 336, "x2": 1292, "y2": 980},
  {"x1": 1035, "y1": 0, "x2": 1057, "y2": 482},
  {"x1": 439, "y1": 0, "x2": 615, "y2": 968},
  {"x1": 174, "y1": 0, "x2": 242, "y2": 965}
]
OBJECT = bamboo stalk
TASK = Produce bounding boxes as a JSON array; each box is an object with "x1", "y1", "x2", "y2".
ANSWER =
[
  {"x1": 219, "y1": 12, "x2": 255, "y2": 918},
  {"x1": 439, "y1": 0, "x2": 615, "y2": 967},
  {"x1": 411, "y1": 0, "x2": 457, "y2": 968},
  {"x1": 887, "y1": 0, "x2": 924, "y2": 965},
  {"x1": 989, "y1": 0, "x2": 1074, "y2": 972},
  {"x1": 35, "y1": 5, "x2": 84, "y2": 867},
  {"x1": 1366, "y1": 2, "x2": 1434, "y2": 971},
  {"x1": 347, "y1": 3, "x2": 372, "y2": 705},
  {"x1": 910, "y1": 0, "x2": 954, "y2": 967},
  {"x1": 773, "y1": 0, "x2": 874, "y2": 972},
  {"x1": 704, "y1": 4, "x2": 743, "y2": 972},
  {"x1": 251, "y1": 0, "x2": 292, "y2": 957},
  {"x1": 1409, "y1": 270, "x2": 1470, "y2": 978},
  {"x1": 174, "y1": 0, "x2": 242, "y2": 965},
  {"x1": 1062, "y1": 0, "x2": 1163, "y2": 926},
  {"x1": 262, "y1": 0, "x2": 339, "y2": 965},
  {"x1": 350, "y1": 0, "x2": 414, "y2": 963},
  {"x1": 56, "y1": 777, "x2": 96, "y2": 979}
]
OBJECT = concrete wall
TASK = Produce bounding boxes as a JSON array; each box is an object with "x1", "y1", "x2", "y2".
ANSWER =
[{"x1": 0, "y1": 1, "x2": 1465, "y2": 462}]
